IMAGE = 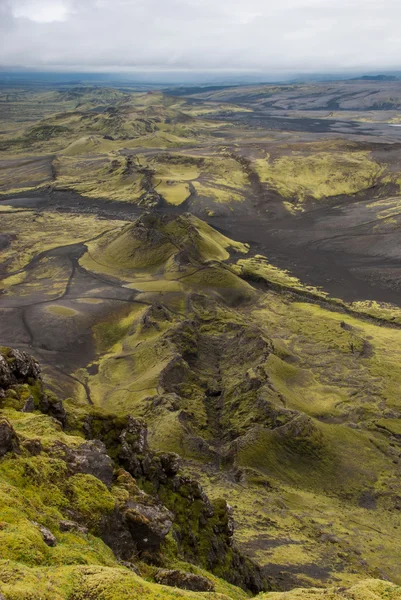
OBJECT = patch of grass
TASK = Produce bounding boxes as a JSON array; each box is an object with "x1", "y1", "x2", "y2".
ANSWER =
[{"x1": 46, "y1": 305, "x2": 79, "y2": 317}]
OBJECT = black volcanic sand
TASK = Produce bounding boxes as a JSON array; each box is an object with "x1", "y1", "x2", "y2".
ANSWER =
[
  {"x1": 2, "y1": 189, "x2": 401, "y2": 306},
  {"x1": 207, "y1": 111, "x2": 401, "y2": 141}
]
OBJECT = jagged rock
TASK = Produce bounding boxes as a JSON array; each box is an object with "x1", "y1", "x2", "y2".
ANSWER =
[
  {"x1": 74, "y1": 409, "x2": 266, "y2": 592},
  {"x1": 100, "y1": 475, "x2": 173, "y2": 560},
  {"x1": 138, "y1": 304, "x2": 172, "y2": 332},
  {"x1": 100, "y1": 507, "x2": 138, "y2": 560},
  {"x1": 159, "y1": 356, "x2": 193, "y2": 392},
  {"x1": 22, "y1": 395, "x2": 35, "y2": 413},
  {"x1": 155, "y1": 569, "x2": 215, "y2": 592},
  {"x1": 8, "y1": 349, "x2": 41, "y2": 380},
  {"x1": 0, "y1": 417, "x2": 19, "y2": 457},
  {"x1": 39, "y1": 394, "x2": 67, "y2": 427},
  {"x1": 32, "y1": 522, "x2": 57, "y2": 547},
  {"x1": 120, "y1": 416, "x2": 147, "y2": 455},
  {"x1": 159, "y1": 452, "x2": 181, "y2": 476},
  {"x1": 61, "y1": 440, "x2": 114, "y2": 487},
  {"x1": 59, "y1": 520, "x2": 88, "y2": 535},
  {"x1": 0, "y1": 355, "x2": 12, "y2": 388},
  {"x1": 124, "y1": 500, "x2": 173, "y2": 552}
]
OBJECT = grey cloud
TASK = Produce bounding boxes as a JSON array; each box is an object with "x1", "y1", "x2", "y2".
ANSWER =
[{"x1": 0, "y1": 0, "x2": 400, "y2": 72}]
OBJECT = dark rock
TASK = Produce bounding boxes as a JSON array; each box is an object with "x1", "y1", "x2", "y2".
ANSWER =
[
  {"x1": 119, "y1": 417, "x2": 148, "y2": 476},
  {"x1": 100, "y1": 470, "x2": 173, "y2": 560},
  {"x1": 7, "y1": 349, "x2": 41, "y2": 382},
  {"x1": 61, "y1": 440, "x2": 114, "y2": 487},
  {"x1": 22, "y1": 438, "x2": 42, "y2": 456},
  {"x1": 22, "y1": 395, "x2": 35, "y2": 413},
  {"x1": 120, "y1": 416, "x2": 147, "y2": 454},
  {"x1": 0, "y1": 418, "x2": 19, "y2": 457},
  {"x1": 59, "y1": 520, "x2": 88, "y2": 535},
  {"x1": 32, "y1": 521, "x2": 57, "y2": 547},
  {"x1": 39, "y1": 394, "x2": 67, "y2": 428},
  {"x1": 155, "y1": 569, "x2": 214, "y2": 592},
  {"x1": 159, "y1": 452, "x2": 181, "y2": 476},
  {"x1": 100, "y1": 507, "x2": 138, "y2": 560},
  {"x1": 124, "y1": 500, "x2": 173, "y2": 552},
  {"x1": 0, "y1": 355, "x2": 12, "y2": 388}
]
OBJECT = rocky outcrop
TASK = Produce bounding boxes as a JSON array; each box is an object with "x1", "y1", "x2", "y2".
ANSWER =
[
  {"x1": 0, "y1": 348, "x2": 41, "y2": 389},
  {"x1": 39, "y1": 393, "x2": 67, "y2": 427},
  {"x1": 32, "y1": 521, "x2": 57, "y2": 547},
  {"x1": 57, "y1": 439, "x2": 114, "y2": 487},
  {"x1": 0, "y1": 417, "x2": 19, "y2": 457},
  {"x1": 73, "y1": 406, "x2": 266, "y2": 592},
  {"x1": 0, "y1": 347, "x2": 66, "y2": 426},
  {"x1": 0, "y1": 347, "x2": 267, "y2": 594},
  {"x1": 99, "y1": 469, "x2": 173, "y2": 560},
  {"x1": 155, "y1": 569, "x2": 214, "y2": 591},
  {"x1": 79, "y1": 410, "x2": 267, "y2": 592}
]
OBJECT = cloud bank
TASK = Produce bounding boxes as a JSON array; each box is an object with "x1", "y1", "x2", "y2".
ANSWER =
[{"x1": 1, "y1": 0, "x2": 400, "y2": 73}]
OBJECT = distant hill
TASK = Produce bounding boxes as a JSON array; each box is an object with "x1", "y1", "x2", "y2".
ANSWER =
[{"x1": 351, "y1": 74, "x2": 398, "y2": 81}]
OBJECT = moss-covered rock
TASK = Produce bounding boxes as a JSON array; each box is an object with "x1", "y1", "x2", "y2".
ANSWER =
[{"x1": 155, "y1": 568, "x2": 215, "y2": 591}]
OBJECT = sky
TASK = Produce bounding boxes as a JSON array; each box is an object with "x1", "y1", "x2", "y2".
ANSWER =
[{"x1": 1, "y1": 0, "x2": 400, "y2": 74}]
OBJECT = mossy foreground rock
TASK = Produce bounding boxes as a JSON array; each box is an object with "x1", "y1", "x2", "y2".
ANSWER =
[{"x1": 155, "y1": 568, "x2": 215, "y2": 591}]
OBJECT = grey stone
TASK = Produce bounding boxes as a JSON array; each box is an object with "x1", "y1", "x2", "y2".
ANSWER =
[{"x1": 32, "y1": 522, "x2": 57, "y2": 547}]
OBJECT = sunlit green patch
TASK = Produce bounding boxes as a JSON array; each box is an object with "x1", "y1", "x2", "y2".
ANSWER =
[
  {"x1": 260, "y1": 580, "x2": 401, "y2": 599},
  {"x1": 0, "y1": 211, "x2": 121, "y2": 273},
  {"x1": 253, "y1": 150, "x2": 383, "y2": 202},
  {"x1": 46, "y1": 305, "x2": 79, "y2": 317},
  {"x1": 156, "y1": 181, "x2": 191, "y2": 205},
  {"x1": 75, "y1": 298, "x2": 104, "y2": 305}
]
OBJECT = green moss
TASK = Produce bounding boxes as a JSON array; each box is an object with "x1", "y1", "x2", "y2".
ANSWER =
[
  {"x1": 66, "y1": 474, "x2": 115, "y2": 530},
  {"x1": 259, "y1": 579, "x2": 401, "y2": 599},
  {"x1": 46, "y1": 305, "x2": 79, "y2": 317},
  {"x1": 253, "y1": 150, "x2": 383, "y2": 202},
  {"x1": 0, "y1": 561, "x2": 235, "y2": 600}
]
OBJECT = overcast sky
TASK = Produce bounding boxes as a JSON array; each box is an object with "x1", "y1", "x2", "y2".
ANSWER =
[{"x1": 1, "y1": 0, "x2": 400, "y2": 73}]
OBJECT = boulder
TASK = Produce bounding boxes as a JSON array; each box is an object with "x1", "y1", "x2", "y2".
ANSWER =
[
  {"x1": 155, "y1": 569, "x2": 214, "y2": 592},
  {"x1": 0, "y1": 418, "x2": 19, "y2": 457},
  {"x1": 61, "y1": 440, "x2": 114, "y2": 487},
  {"x1": 39, "y1": 394, "x2": 67, "y2": 427},
  {"x1": 32, "y1": 522, "x2": 57, "y2": 547},
  {"x1": 22, "y1": 395, "x2": 35, "y2": 413},
  {"x1": 59, "y1": 520, "x2": 88, "y2": 535},
  {"x1": 8, "y1": 349, "x2": 41, "y2": 380},
  {"x1": 0, "y1": 355, "x2": 12, "y2": 388},
  {"x1": 159, "y1": 452, "x2": 181, "y2": 476},
  {"x1": 124, "y1": 500, "x2": 173, "y2": 552}
]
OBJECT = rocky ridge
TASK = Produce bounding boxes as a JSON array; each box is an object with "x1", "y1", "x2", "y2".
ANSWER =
[{"x1": 0, "y1": 345, "x2": 266, "y2": 597}]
